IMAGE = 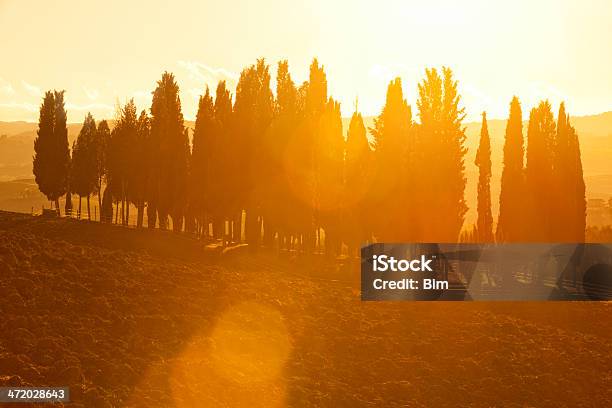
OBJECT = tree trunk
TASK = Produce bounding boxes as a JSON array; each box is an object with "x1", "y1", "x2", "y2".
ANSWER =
[
  {"x1": 87, "y1": 195, "x2": 91, "y2": 221},
  {"x1": 97, "y1": 184, "x2": 102, "y2": 220},
  {"x1": 115, "y1": 200, "x2": 119, "y2": 224},
  {"x1": 137, "y1": 200, "x2": 144, "y2": 228},
  {"x1": 158, "y1": 212, "x2": 167, "y2": 230},
  {"x1": 235, "y1": 211, "x2": 242, "y2": 243},
  {"x1": 245, "y1": 208, "x2": 260, "y2": 251},
  {"x1": 125, "y1": 199, "x2": 130, "y2": 226},
  {"x1": 172, "y1": 212, "x2": 183, "y2": 233},
  {"x1": 78, "y1": 196, "x2": 82, "y2": 219},
  {"x1": 213, "y1": 217, "x2": 222, "y2": 240},
  {"x1": 147, "y1": 203, "x2": 157, "y2": 229},
  {"x1": 54, "y1": 198, "x2": 60, "y2": 215}
]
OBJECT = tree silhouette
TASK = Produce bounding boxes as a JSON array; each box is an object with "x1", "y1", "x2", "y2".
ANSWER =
[
  {"x1": 65, "y1": 190, "x2": 73, "y2": 214},
  {"x1": 475, "y1": 111, "x2": 493, "y2": 242},
  {"x1": 33, "y1": 92, "x2": 56, "y2": 207},
  {"x1": 316, "y1": 97, "x2": 344, "y2": 256},
  {"x1": 33, "y1": 90, "x2": 70, "y2": 212},
  {"x1": 370, "y1": 78, "x2": 413, "y2": 241},
  {"x1": 260, "y1": 61, "x2": 295, "y2": 248},
  {"x1": 178, "y1": 127, "x2": 192, "y2": 232},
  {"x1": 416, "y1": 67, "x2": 467, "y2": 242},
  {"x1": 53, "y1": 91, "x2": 70, "y2": 212},
  {"x1": 107, "y1": 100, "x2": 138, "y2": 225},
  {"x1": 288, "y1": 81, "x2": 313, "y2": 251},
  {"x1": 568, "y1": 122, "x2": 586, "y2": 241},
  {"x1": 95, "y1": 120, "x2": 110, "y2": 216},
  {"x1": 553, "y1": 104, "x2": 586, "y2": 241},
  {"x1": 71, "y1": 113, "x2": 98, "y2": 219},
  {"x1": 233, "y1": 60, "x2": 274, "y2": 249},
  {"x1": 306, "y1": 59, "x2": 327, "y2": 116},
  {"x1": 304, "y1": 59, "x2": 330, "y2": 251},
  {"x1": 344, "y1": 107, "x2": 372, "y2": 255},
  {"x1": 213, "y1": 81, "x2": 233, "y2": 240},
  {"x1": 132, "y1": 110, "x2": 151, "y2": 228},
  {"x1": 268, "y1": 61, "x2": 306, "y2": 250},
  {"x1": 191, "y1": 86, "x2": 215, "y2": 236},
  {"x1": 150, "y1": 72, "x2": 188, "y2": 231},
  {"x1": 525, "y1": 101, "x2": 556, "y2": 241},
  {"x1": 496, "y1": 97, "x2": 524, "y2": 242},
  {"x1": 552, "y1": 103, "x2": 571, "y2": 240}
]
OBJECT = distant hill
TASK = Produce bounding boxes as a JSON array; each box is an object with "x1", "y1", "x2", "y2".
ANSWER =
[
  {"x1": 0, "y1": 120, "x2": 195, "y2": 180},
  {"x1": 1, "y1": 113, "x2": 611, "y2": 226}
]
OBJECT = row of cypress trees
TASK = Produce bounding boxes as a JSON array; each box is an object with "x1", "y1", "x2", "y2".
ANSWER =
[
  {"x1": 491, "y1": 98, "x2": 586, "y2": 242},
  {"x1": 32, "y1": 58, "x2": 586, "y2": 251}
]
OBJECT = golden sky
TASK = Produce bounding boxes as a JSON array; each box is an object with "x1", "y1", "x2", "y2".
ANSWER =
[{"x1": 0, "y1": 0, "x2": 610, "y2": 123}]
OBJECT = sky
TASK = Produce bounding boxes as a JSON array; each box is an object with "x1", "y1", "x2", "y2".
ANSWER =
[{"x1": 0, "y1": 0, "x2": 611, "y2": 123}]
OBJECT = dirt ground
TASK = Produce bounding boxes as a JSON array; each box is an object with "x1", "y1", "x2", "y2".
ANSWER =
[{"x1": 0, "y1": 211, "x2": 610, "y2": 407}]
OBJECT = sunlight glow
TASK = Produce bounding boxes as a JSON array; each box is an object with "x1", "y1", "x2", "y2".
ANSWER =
[
  {"x1": 0, "y1": 0, "x2": 610, "y2": 122},
  {"x1": 169, "y1": 302, "x2": 291, "y2": 407}
]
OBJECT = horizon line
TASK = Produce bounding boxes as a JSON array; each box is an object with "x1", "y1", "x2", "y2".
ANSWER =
[{"x1": 1, "y1": 109, "x2": 611, "y2": 126}]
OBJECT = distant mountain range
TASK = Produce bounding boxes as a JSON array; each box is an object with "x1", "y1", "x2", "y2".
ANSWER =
[{"x1": 1, "y1": 112, "x2": 611, "y2": 226}]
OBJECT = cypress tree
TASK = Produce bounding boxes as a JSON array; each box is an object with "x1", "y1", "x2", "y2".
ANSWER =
[
  {"x1": 71, "y1": 113, "x2": 98, "y2": 219},
  {"x1": 553, "y1": 105, "x2": 586, "y2": 242},
  {"x1": 416, "y1": 67, "x2": 467, "y2": 242},
  {"x1": 371, "y1": 78, "x2": 413, "y2": 241},
  {"x1": 95, "y1": 120, "x2": 110, "y2": 218},
  {"x1": 317, "y1": 97, "x2": 344, "y2": 256},
  {"x1": 525, "y1": 101, "x2": 556, "y2": 241},
  {"x1": 33, "y1": 90, "x2": 70, "y2": 213},
  {"x1": 191, "y1": 87, "x2": 215, "y2": 237},
  {"x1": 287, "y1": 80, "x2": 312, "y2": 250},
  {"x1": 294, "y1": 59, "x2": 329, "y2": 251},
  {"x1": 213, "y1": 81, "x2": 233, "y2": 240},
  {"x1": 70, "y1": 136, "x2": 83, "y2": 218},
  {"x1": 107, "y1": 100, "x2": 138, "y2": 225},
  {"x1": 233, "y1": 59, "x2": 274, "y2": 248},
  {"x1": 552, "y1": 103, "x2": 571, "y2": 240},
  {"x1": 496, "y1": 97, "x2": 524, "y2": 242},
  {"x1": 233, "y1": 67, "x2": 257, "y2": 243},
  {"x1": 260, "y1": 61, "x2": 298, "y2": 248},
  {"x1": 177, "y1": 127, "x2": 191, "y2": 233},
  {"x1": 270, "y1": 61, "x2": 305, "y2": 250},
  {"x1": 568, "y1": 121, "x2": 586, "y2": 241},
  {"x1": 150, "y1": 72, "x2": 187, "y2": 231},
  {"x1": 33, "y1": 92, "x2": 56, "y2": 208},
  {"x1": 475, "y1": 111, "x2": 493, "y2": 242},
  {"x1": 306, "y1": 59, "x2": 327, "y2": 116},
  {"x1": 53, "y1": 90, "x2": 70, "y2": 213},
  {"x1": 253, "y1": 60, "x2": 275, "y2": 247},
  {"x1": 344, "y1": 108, "x2": 372, "y2": 255},
  {"x1": 65, "y1": 190, "x2": 73, "y2": 214},
  {"x1": 133, "y1": 110, "x2": 150, "y2": 228}
]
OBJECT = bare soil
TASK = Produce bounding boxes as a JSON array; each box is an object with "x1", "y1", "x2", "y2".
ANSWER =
[{"x1": 0, "y1": 211, "x2": 610, "y2": 407}]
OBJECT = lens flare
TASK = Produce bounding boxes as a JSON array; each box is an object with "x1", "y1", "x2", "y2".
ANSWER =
[{"x1": 170, "y1": 302, "x2": 292, "y2": 407}]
